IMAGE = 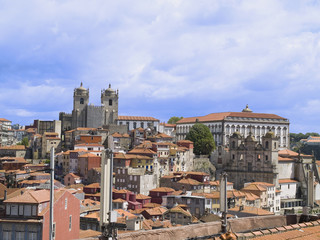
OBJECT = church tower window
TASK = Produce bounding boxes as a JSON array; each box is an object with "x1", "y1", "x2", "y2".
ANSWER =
[
  {"x1": 80, "y1": 98, "x2": 84, "y2": 104},
  {"x1": 109, "y1": 99, "x2": 112, "y2": 106}
]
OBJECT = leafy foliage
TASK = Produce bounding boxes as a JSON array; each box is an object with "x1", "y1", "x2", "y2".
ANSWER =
[
  {"x1": 17, "y1": 137, "x2": 29, "y2": 147},
  {"x1": 290, "y1": 132, "x2": 320, "y2": 145},
  {"x1": 168, "y1": 116, "x2": 183, "y2": 124},
  {"x1": 186, "y1": 123, "x2": 216, "y2": 155}
]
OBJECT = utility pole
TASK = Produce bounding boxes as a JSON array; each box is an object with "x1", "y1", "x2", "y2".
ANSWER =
[
  {"x1": 220, "y1": 172, "x2": 228, "y2": 234},
  {"x1": 49, "y1": 147, "x2": 55, "y2": 240}
]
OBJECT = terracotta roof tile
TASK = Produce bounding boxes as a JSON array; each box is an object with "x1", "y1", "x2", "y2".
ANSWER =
[
  {"x1": 279, "y1": 179, "x2": 299, "y2": 184},
  {"x1": 177, "y1": 112, "x2": 286, "y2": 124}
]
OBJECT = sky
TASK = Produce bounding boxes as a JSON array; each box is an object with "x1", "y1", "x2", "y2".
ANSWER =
[{"x1": 1, "y1": 0, "x2": 320, "y2": 133}]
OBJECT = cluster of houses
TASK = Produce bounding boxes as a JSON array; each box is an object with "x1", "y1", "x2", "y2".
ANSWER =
[{"x1": 1, "y1": 103, "x2": 320, "y2": 239}]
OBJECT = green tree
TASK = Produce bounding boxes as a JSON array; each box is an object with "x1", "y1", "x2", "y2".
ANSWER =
[
  {"x1": 17, "y1": 137, "x2": 29, "y2": 147},
  {"x1": 186, "y1": 123, "x2": 216, "y2": 155},
  {"x1": 168, "y1": 116, "x2": 183, "y2": 124}
]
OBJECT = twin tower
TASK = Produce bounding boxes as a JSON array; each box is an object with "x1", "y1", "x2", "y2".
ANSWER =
[{"x1": 59, "y1": 83, "x2": 119, "y2": 131}]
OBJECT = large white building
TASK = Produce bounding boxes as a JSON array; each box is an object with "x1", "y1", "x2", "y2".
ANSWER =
[
  {"x1": 116, "y1": 116, "x2": 160, "y2": 132},
  {"x1": 176, "y1": 105, "x2": 290, "y2": 149}
]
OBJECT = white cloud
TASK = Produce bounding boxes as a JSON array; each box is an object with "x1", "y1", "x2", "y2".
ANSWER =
[{"x1": 1, "y1": 1, "x2": 320, "y2": 131}]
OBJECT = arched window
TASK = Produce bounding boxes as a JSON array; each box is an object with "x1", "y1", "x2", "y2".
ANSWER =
[{"x1": 80, "y1": 98, "x2": 84, "y2": 104}]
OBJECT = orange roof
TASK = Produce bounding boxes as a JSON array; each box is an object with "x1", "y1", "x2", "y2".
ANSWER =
[
  {"x1": 209, "y1": 180, "x2": 233, "y2": 186},
  {"x1": 279, "y1": 179, "x2": 299, "y2": 184},
  {"x1": 177, "y1": 140, "x2": 193, "y2": 144},
  {"x1": 118, "y1": 116, "x2": 159, "y2": 121},
  {"x1": 178, "y1": 178, "x2": 202, "y2": 185},
  {"x1": 278, "y1": 156, "x2": 295, "y2": 162},
  {"x1": 0, "y1": 145, "x2": 25, "y2": 150},
  {"x1": 160, "y1": 123, "x2": 176, "y2": 127},
  {"x1": 115, "y1": 209, "x2": 137, "y2": 219},
  {"x1": 84, "y1": 183, "x2": 100, "y2": 188},
  {"x1": 128, "y1": 148, "x2": 156, "y2": 155},
  {"x1": 149, "y1": 187, "x2": 175, "y2": 193},
  {"x1": 241, "y1": 184, "x2": 267, "y2": 192},
  {"x1": 177, "y1": 112, "x2": 286, "y2": 124},
  {"x1": 113, "y1": 198, "x2": 127, "y2": 203},
  {"x1": 0, "y1": 157, "x2": 27, "y2": 163},
  {"x1": 5, "y1": 189, "x2": 51, "y2": 203},
  {"x1": 76, "y1": 143, "x2": 104, "y2": 147},
  {"x1": 143, "y1": 203, "x2": 161, "y2": 208},
  {"x1": 278, "y1": 149, "x2": 299, "y2": 157},
  {"x1": 136, "y1": 194, "x2": 151, "y2": 200},
  {"x1": 166, "y1": 206, "x2": 192, "y2": 217},
  {"x1": 79, "y1": 153, "x2": 99, "y2": 158},
  {"x1": 84, "y1": 211, "x2": 100, "y2": 221},
  {"x1": 229, "y1": 206, "x2": 274, "y2": 216},
  {"x1": 243, "y1": 192, "x2": 260, "y2": 201},
  {"x1": 0, "y1": 118, "x2": 11, "y2": 122},
  {"x1": 112, "y1": 132, "x2": 123, "y2": 138},
  {"x1": 143, "y1": 206, "x2": 167, "y2": 216},
  {"x1": 79, "y1": 230, "x2": 101, "y2": 239}
]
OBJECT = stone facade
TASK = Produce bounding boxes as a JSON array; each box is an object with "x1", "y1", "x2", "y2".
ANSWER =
[
  {"x1": 176, "y1": 106, "x2": 290, "y2": 149},
  {"x1": 59, "y1": 83, "x2": 119, "y2": 132},
  {"x1": 213, "y1": 131, "x2": 279, "y2": 189}
]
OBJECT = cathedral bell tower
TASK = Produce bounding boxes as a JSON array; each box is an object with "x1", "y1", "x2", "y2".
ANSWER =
[
  {"x1": 72, "y1": 82, "x2": 89, "y2": 128},
  {"x1": 101, "y1": 84, "x2": 119, "y2": 125}
]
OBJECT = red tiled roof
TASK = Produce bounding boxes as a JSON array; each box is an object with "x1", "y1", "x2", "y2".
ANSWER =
[
  {"x1": 278, "y1": 149, "x2": 299, "y2": 157},
  {"x1": 177, "y1": 112, "x2": 286, "y2": 124},
  {"x1": 177, "y1": 178, "x2": 202, "y2": 185},
  {"x1": 278, "y1": 156, "x2": 295, "y2": 162},
  {"x1": 136, "y1": 194, "x2": 151, "y2": 200},
  {"x1": 0, "y1": 145, "x2": 25, "y2": 150},
  {"x1": 79, "y1": 153, "x2": 99, "y2": 158},
  {"x1": 0, "y1": 118, "x2": 11, "y2": 122},
  {"x1": 279, "y1": 179, "x2": 299, "y2": 184},
  {"x1": 149, "y1": 187, "x2": 175, "y2": 193}
]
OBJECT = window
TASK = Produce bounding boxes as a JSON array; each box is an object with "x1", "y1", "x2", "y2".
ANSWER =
[
  {"x1": 11, "y1": 204, "x2": 18, "y2": 216},
  {"x1": 69, "y1": 215, "x2": 72, "y2": 231},
  {"x1": 248, "y1": 162, "x2": 252, "y2": 171},
  {"x1": 19, "y1": 205, "x2": 23, "y2": 215},
  {"x1": 288, "y1": 184, "x2": 290, "y2": 189},
  {"x1": 16, "y1": 224, "x2": 25, "y2": 240},
  {"x1": 141, "y1": 122, "x2": 144, "y2": 128},
  {"x1": 3, "y1": 224, "x2": 12, "y2": 240},
  {"x1": 133, "y1": 122, "x2": 137, "y2": 129},
  {"x1": 52, "y1": 223, "x2": 56, "y2": 239},
  {"x1": 265, "y1": 155, "x2": 268, "y2": 161},
  {"x1": 265, "y1": 141, "x2": 269, "y2": 149},
  {"x1": 232, "y1": 154, "x2": 235, "y2": 160},
  {"x1": 65, "y1": 198, "x2": 68, "y2": 210},
  {"x1": 109, "y1": 99, "x2": 112, "y2": 106},
  {"x1": 32, "y1": 205, "x2": 37, "y2": 216},
  {"x1": 80, "y1": 98, "x2": 84, "y2": 104}
]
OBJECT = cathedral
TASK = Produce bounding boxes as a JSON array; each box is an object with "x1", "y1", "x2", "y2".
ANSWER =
[{"x1": 59, "y1": 83, "x2": 119, "y2": 131}]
